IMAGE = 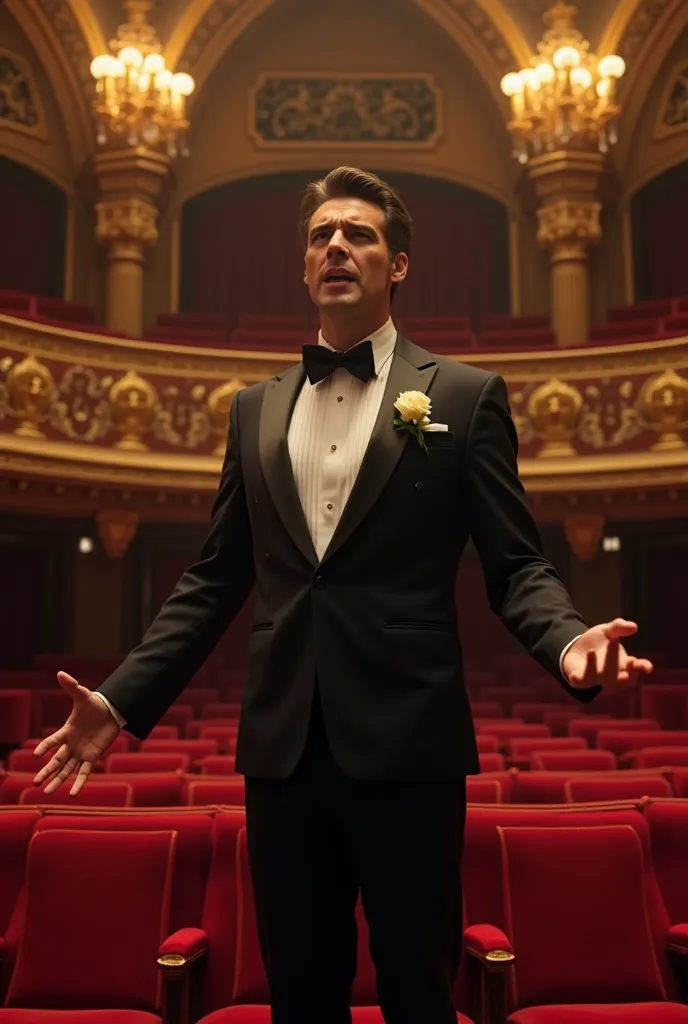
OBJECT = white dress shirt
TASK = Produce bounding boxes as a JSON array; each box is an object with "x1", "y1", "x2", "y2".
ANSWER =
[{"x1": 96, "y1": 316, "x2": 577, "y2": 727}]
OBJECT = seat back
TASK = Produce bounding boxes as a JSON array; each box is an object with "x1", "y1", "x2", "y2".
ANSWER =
[
  {"x1": 599, "y1": 729, "x2": 688, "y2": 758},
  {"x1": 478, "y1": 753, "x2": 505, "y2": 772},
  {"x1": 0, "y1": 810, "x2": 39, "y2": 996},
  {"x1": 568, "y1": 717, "x2": 659, "y2": 745},
  {"x1": 19, "y1": 782, "x2": 134, "y2": 807},
  {"x1": 5, "y1": 828, "x2": 176, "y2": 1011},
  {"x1": 635, "y1": 746, "x2": 688, "y2": 769},
  {"x1": 498, "y1": 824, "x2": 668, "y2": 1007},
  {"x1": 184, "y1": 777, "x2": 245, "y2": 806},
  {"x1": 644, "y1": 799, "x2": 688, "y2": 924},
  {"x1": 105, "y1": 752, "x2": 191, "y2": 773},
  {"x1": 199, "y1": 755, "x2": 237, "y2": 775},
  {"x1": 565, "y1": 774, "x2": 672, "y2": 803},
  {"x1": 35, "y1": 809, "x2": 214, "y2": 930},
  {"x1": 531, "y1": 750, "x2": 616, "y2": 771},
  {"x1": 509, "y1": 736, "x2": 587, "y2": 758},
  {"x1": 466, "y1": 778, "x2": 502, "y2": 803}
]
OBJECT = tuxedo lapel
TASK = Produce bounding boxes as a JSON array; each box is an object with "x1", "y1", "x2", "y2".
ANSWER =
[
  {"x1": 319, "y1": 333, "x2": 438, "y2": 567},
  {"x1": 258, "y1": 364, "x2": 319, "y2": 567}
]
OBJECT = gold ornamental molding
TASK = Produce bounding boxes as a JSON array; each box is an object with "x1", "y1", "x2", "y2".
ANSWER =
[
  {"x1": 3, "y1": 314, "x2": 688, "y2": 520},
  {"x1": 0, "y1": 50, "x2": 47, "y2": 140},
  {"x1": 654, "y1": 58, "x2": 688, "y2": 139}
]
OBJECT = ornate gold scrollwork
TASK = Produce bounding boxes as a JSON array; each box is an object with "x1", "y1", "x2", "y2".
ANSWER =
[
  {"x1": 527, "y1": 377, "x2": 583, "y2": 457},
  {"x1": 207, "y1": 378, "x2": 246, "y2": 456},
  {"x1": 107, "y1": 369, "x2": 158, "y2": 451},
  {"x1": 638, "y1": 369, "x2": 688, "y2": 451},
  {"x1": 6, "y1": 355, "x2": 55, "y2": 439}
]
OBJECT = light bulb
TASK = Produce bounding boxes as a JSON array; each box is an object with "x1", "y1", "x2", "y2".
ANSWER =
[
  {"x1": 596, "y1": 78, "x2": 611, "y2": 97},
  {"x1": 155, "y1": 69, "x2": 173, "y2": 89},
  {"x1": 143, "y1": 52, "x2": 165, "y2": 74},
  {"x1": 598, "y1": 54, "x2": 625, "y2": 79},
  {"x1": 138, "y1": 72, "x2": 151, "y2": 91},
  {"x1": 553, "y1": 46, "x2": 581, "y2": 69},
  {"x1": 519, "y1": 68, "x2": 539, "y2": 90},
  {"x1": 534, "y1": 62, "x2": 555, "y2": 84},
  {"x1": 500, "y1": 72, "x2": 523, "y2": 97},
  {"x1": 571, "y1": 67, "x2": 592, "y2": 89},
  {"x1": 78, "y1": 536, "x2": 94, "y2": 554},
  {"x1": 171, "y1": 72, "x2": 195, "y2": 96},
  {"x1": 119, "y1": 46, "x2": 144, "y2": 68},
  {"x1": 90, "y1": 54, "x2": 112, "y2": 79}
]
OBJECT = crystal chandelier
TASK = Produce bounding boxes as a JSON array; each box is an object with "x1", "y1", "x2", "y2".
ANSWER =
[
  {"x1": 90, "y1": 0, "x2": 195, "y2": 157},
  {"x1": 500, "y1": 1, "x2": 625, "y2": 163}
]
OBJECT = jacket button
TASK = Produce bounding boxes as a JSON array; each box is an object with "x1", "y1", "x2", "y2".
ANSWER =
[{"x1": 313, "y1": 575, "x2": 326, "y2": 590}]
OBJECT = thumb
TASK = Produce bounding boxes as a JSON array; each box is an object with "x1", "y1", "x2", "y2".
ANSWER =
[
  {"x1": 602, "y1": 618, "x2": 638, "y2": 640},
  {"x1": 56, "y1": 670, "x2": 82, "y2": 696}
]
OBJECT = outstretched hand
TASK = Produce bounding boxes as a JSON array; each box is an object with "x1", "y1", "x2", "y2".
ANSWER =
[
  {"x1": 562, "y1": 618, "x2": 653, "y2": 690},
  {"x1": 32, "y1": 671, "x2": 121, "y2": 796}
]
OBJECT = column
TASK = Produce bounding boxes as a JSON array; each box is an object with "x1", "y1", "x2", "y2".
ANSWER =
[
  {"x1": 528, "y1": 151, "x2": 604, "y2": 348},
  {"x1": 93, "y1": 149, "x2": 172, "y2": 337}
]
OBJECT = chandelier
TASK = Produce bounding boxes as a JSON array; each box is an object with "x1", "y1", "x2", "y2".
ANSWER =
[
  {"x1": 500, "y1": 1, "x2": 625, "y2": 163},
  {"x1": 90, "y1": 0, "x2": 195, "y2": 157}
]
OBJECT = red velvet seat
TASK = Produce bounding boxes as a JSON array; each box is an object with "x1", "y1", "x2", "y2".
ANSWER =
[
  {"x1": 568, "y1": 718, "x2": 659, "y2": 746},
  {"x1": 599, "y1": 730, "x2": 688, "y2": 761},
  {"x1": 397, "y1": 315, "x2": 472, "y2": 333},
  {"x1": 0, "y1": 672, "x2": 51, "y2": 691},
  {"x1": 479, "y1": 328, "x2": 555, "y2": 349},
  {"x1": 237, "y1": 314, "x2": 314, "y2": 332},
  {"x1": 672, "y1": 770, "x2": 688, "y2": 797},
  {"x1": 0, "y1": 1012, "x2": 160, "y2": 1022},
  {"x1": 469, "y1": 701, "x2": 504, "y2": 718},
  {"x1": 644, "y1": 799, "x2": 688, "y2": 924},
  {"x1": 35, "y1": 809, "x2": 214, "y2": 931},
  {"x1": 478, "y1": 723, "x2": 551, "y2": 745},
  {"x1": 589, "y1": 318, "x2": 661, "y2": 341},
  {"x1": 228, "y1": 328, "x2": 308, "y2": 351},
  {"x1": 173, "y1": 689, "x2": 220, "y2": 717},
  {"x1": 634, "y1": 747, "x2": 688, "y2": 769},
  {"x1": 512, "y1": 703, "x2": 575, "y2": 724},
  {"x1": 31, "y1": 690, "x2": 73, "y2": 735},
  {"x1": 0, "y1": 693, "x2": 31, "y2": 748},
  {"x1": 0, "y1": 811, "x2": 40, "y2": 998},
  {"x1": 531, "y1": 750, "x2": 616, "y2": 771},
  {"x1": 509, "y1": 1006, "x2": 688, "y2": 1022},
  {"x1": 198, "y1": 1009, "x2": 474, "y2": 1023},
  {"x1": 509, "y1": 736, "x2": 586, "y2": 760},
  {"x1": 639, "y1": 685, "x2": 688, "y2": 730},
  {"x1": 476, "y1": 734, "x2": 500, "y2": 754},
  {"x1": 565, "y1": 774, "x2": 672, "y2": 802},
  {"x1": 0, "y1": 288, "x2": 33, "y2": 315},
  {"x1": 200, "y1": 703, "x2": 241, "y2": 721},
  {"x1": 609, "y1": 298, "x2": 675, "y2": 321},
  {"x1": 478, "y1": 752, "x2": 505, "y2": 772},
  {"x1": 187, "y1": 719, "x2": 238, "y2": 740},
  {"x1": 499, "y1": 825, "x2": 688, "y2": 1021},
  {"x1": 543, "y1": 710, "x2": 608, "y2": 738},
  {"x1": 140, "y1": 739, "x2": 220, "y2": 764},
  {"x1": 7, "y1": 751, "x2": 56, "y2": 774},
  {"x1": 0, "y1": 828, "x2": 176, "y2": 1021},
  {"x1": 147, "y1": 725, "x2": 180, "y2": 740},
  {"x1": 199, "y1": 756, "x2": 237, "y2": 775},
  {"x1": 159, "y1": 705, "x2": 194, "y2": 734},
  {"x1": 481, "y1": 314, "x2": 549, "y2": 331},
  {"x1": 34, "y1": 297, "x2": 95, "y2": 324},
  {"x1": 105, "y1": 752, "x2": 191, "y2": 773},
  {"x1": 466, "y1": 778, "x2": 503, "y2": 803},
  {"x1": 184, "y1": 777, "x2": 245, "y2": 806},
  {"x1": 19, "y1": 782, "x2": 133, "y2": 807},
  {"x1": 511, "y1": 769, "x2": 662, "y2": 804},
  {"x1": 479, "y1": 685, "x2": 539, "y2": 711}
]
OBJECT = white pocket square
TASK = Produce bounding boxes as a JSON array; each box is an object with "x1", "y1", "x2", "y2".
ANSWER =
[{"x1": 423, "y1": 422, "x2": 449, "y2": 432}]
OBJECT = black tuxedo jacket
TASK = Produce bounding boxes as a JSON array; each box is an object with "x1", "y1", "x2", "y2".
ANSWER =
[{"x1": 99, "y1": 332, "x2": 596, "y2": 780}]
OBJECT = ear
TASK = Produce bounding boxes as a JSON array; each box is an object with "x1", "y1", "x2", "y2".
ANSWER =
[{"x1": 391, "y1": 251, "x2": 409, "y2": 285}]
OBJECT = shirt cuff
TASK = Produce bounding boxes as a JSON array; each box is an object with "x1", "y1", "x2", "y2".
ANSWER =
[
  {"x1": 559, "y1": 635, "x2": 582, "y2": 682},
  {"x1": 95, "y1": 691, "x2": 126, "y2": 729}
]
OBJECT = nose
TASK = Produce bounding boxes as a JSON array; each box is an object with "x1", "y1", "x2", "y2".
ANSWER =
[{"x1": 327, "y1": 229, "x2": 349, "y2": 258}]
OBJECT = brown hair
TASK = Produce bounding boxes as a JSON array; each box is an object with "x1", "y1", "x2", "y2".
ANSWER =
[{"x1": 299, "y1": 166, "x2": 412, "y2": 269}]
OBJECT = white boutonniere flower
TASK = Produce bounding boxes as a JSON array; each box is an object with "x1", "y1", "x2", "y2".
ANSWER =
[{"x1": 393, "y1": 390, "x2": 436, "y2": 453}]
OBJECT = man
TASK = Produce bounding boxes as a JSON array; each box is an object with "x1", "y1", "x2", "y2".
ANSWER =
[{"x1": 35, "y1": 167, "x2": 652, "y2": 1024}]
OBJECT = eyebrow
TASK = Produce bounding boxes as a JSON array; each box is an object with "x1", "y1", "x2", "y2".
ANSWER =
[{"x1": 308, "y1": 219, "x2": 377, "y2": 239}]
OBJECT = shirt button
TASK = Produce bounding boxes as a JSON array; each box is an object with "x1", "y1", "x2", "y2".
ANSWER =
[
  {"x1": 337, "y1": 396, "x2": 343, "y2": 402},
  {"x1": 326, "y1": 502, "x2": 333, "y2": 510},
  {"x1": 330, "y1": 444, "x2": 337, "y2": 452}
]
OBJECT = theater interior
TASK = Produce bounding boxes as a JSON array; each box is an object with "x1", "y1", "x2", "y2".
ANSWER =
[{"x1": 1, "y1": 0, "x2": 688, "y2": 1021}]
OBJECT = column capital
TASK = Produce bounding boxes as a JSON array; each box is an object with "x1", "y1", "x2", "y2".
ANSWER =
[
  {"x1": 95, "y1": 197, "x2": 159, "y2": 259},
  {"x1": 536, "y1": 198, "x2": 602, "y2": 262}
]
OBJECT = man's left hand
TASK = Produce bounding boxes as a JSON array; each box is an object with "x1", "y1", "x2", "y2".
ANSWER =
[{"x1": 562, "y1": 618, "x2": 654, "y2": 690}]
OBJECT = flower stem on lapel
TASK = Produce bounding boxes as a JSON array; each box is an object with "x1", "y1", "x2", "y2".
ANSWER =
[{"x1": 393, "y1": 417, "x2": 428, "y2": 453}]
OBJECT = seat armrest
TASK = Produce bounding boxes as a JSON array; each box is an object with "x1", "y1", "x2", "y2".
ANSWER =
[
  {"x1": 668, "y1": 923, "x2": 688, "y2": 955},
  {"x1": 668, "y1": 923, "x2": 688, "y2": 1004},
  {"x1": 158, "y1": 928, "x2": 208, "y2": 1024},
  {"x1": 159, "y1": 926, "x2": 208, "y2": 963},
  {"x1": 464, "y1": 924, "x2": 514, "y2": 1024}
]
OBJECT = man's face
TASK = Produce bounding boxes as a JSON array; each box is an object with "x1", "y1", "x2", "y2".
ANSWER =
[{"x1": 304, "y1": 197, "x2": 408, "y2": 314}]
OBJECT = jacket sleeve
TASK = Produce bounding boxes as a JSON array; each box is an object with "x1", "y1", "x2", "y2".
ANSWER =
[
  {"x1": 98, "y1": 389, "x2": 256, "y2": 737},
  {"x1": 465, "y1": 373, "x2": 599, "y2": 702}
]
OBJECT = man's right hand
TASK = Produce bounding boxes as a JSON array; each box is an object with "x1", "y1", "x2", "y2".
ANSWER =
[{"x1": 32, "y1": 671, "x2": 121, "y2": 796}]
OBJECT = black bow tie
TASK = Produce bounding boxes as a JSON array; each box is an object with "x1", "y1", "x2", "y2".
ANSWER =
[{"x1": 302, "y1": 339, "x2": 375, "y2": 385}]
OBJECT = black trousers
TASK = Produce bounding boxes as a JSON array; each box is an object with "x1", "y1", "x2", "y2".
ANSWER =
[{"x1": 244, "y1": 688, "x2": 467, "y2": 1024}]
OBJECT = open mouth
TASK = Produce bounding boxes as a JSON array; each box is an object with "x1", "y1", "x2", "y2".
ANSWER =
[{"x1": 322, "y1": 270, "x2": 356, "y2": 285}]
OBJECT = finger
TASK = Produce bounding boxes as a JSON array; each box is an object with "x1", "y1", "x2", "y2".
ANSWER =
[
  {"x1": 69, "y1": 761, "x2": 93, "y2": 797},
  {"x1": 56, "y1": 670, "x2": 80, "y2": 692},
  {"x1": 33, "y1": 743, "x2": 70, "y2": 786},
  {"x1": 43, "y1": 756, "x2": 78, "y2": 795},
  {"x1": 34, "y1": 729, "x2": 66, "y2": 759},
  {"x1": 569, "y1": 649, "x2": 597, "y2": 687},
  {"x1": 601, "y1": 618, "x2": 638, "y2": 641},
  {"x1": 602, "y1": 640, "x2": 620, "y2": 686}
]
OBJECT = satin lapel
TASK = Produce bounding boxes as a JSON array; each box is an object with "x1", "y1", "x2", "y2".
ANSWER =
[
  {"x1": 258, "y1": 365, "x2": 319, "y2": 568},
  {"x1": 319, "y1": 334, "x2": 438, "y2": 567}
]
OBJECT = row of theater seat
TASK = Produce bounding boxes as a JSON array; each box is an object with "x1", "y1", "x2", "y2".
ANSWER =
[
  {"x1": 2, "y1": 767, "x2": 688, "y2": 808},
  {"x1": 1, "y1": 799, "x2": 688, "y2": 1021}
]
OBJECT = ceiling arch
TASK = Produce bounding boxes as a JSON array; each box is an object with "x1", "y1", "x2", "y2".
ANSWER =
[{"x1": 166, "y1": 0, "x2": 532, "y2": 109}]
